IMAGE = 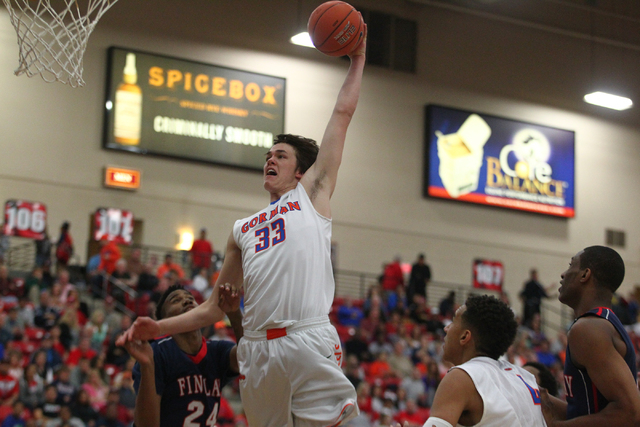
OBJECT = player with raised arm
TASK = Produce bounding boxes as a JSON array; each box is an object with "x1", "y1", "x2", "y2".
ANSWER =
[
  {"x1": 124, "y1": 284, "x2": 242, "y2": 427},
  {"x1": 541, "y1": 246, "x2": 640, "y2": 427},
  {"x1": 414, "y1": 294, "x2": 547, "y2": 427},
  {"x1": 118, "y1": 25, "x2": 367, "y2": 427}
]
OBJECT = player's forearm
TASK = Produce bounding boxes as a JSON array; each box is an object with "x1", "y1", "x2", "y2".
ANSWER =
[
  {"x1": 158, "y1": 298, "x2": 224, "y2": 336},
  {"x1": 227, "y1": 308, "x2": 243, "y2": 341},
  {"x1": 333, "y1": 54, "x2": 365, "y2": 120},
  {"x1": 550, "y1": 402, "x2": 640, "y2": 427},
  {"x1": 134, "y1": 363, "x2": 161, "y2": 427}
]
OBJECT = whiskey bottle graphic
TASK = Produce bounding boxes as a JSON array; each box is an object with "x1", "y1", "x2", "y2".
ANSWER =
[{"x1": 114, "y1": 53, "x2": 143, "y2": 145}]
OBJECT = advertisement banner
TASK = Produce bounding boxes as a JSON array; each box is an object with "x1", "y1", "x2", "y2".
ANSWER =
[
  {"x1": 3, "y1": 200, "x2": 47, "y2": 240},
  {"x1": 473, "y1": 259, "x2": 504, "y2": 292},
  {"x1": 103, "y1": 47, "x2": 286, "y2": 171},
  {"x1": 94, "y1": 208, "x2": 134, "y2": 245},
  {"x1": 424, "y1": 105, "x2": 575, "y2": 217}
]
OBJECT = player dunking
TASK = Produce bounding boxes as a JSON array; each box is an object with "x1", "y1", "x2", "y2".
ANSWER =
[
  {"x1": 413, "y1": 294, "x2": 546, "y2": 427},
  {"x1": 124, "y1": 284, "x2": 242, "y2": 427},
  {"x1": 118, "y1": 25, "x2": 367, "y2": 427},
  {"x1": 541, "y1": 246, "x2": 640, "y2": 426}
]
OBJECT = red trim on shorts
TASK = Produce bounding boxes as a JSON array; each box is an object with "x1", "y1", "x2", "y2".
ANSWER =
[
  {"x1": 267, "y1": 327, "x2": 287, "y2": 340},
  {"x1": 592, "y1": 383, "x2": 599, "y2": 413},
  {"x1": 185, "y1": 336, "x2": 208, "y2": 364}
]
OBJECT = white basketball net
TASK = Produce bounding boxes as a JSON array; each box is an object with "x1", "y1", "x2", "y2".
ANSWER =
[{"x1": 2, "y1": 0, "x2": 120, "y2": 87}]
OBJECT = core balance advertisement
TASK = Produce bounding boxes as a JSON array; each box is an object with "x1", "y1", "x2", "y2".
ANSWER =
[
  {"x1": 424, "y1": 105, "x2": 575, "y2": 218},
  {"x1": 103, "y1": 47, "x2": 286, "y2": 171}
]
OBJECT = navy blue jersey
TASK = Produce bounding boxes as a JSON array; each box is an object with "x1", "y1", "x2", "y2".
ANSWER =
[
  {"x1": 564, "y1": 307, "x2": 637, "y2": 418},
  {"x1": 133, "y1": 336, "x2": 236, "y2": 427}
]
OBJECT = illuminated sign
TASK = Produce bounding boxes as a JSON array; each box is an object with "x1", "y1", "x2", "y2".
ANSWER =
[
  {"x1": 103, "y1": 47, "x2": 286, "y2": 171},
  {"x1": 424, "y1": 105, "x2": 575, "y2": 218},
  {"x1": 104, "y1": 166, "x2": 141, "y2": 190},
  {"x1": 3, "y1": 200, "x2": 47, "y2": 240}
]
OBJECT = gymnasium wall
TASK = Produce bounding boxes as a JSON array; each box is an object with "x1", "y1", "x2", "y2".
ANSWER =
[{"x1": 0, "y1": 0, "x2": 639, "y2": 316}]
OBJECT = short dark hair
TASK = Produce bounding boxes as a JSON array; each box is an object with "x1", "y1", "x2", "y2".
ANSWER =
[
  {"x1": 274, "y1": 134, "x2": 319, "y2": 174},
  {"x1": 462, "y1": 294, "x2": 517, "y2": 360},
  {"x1": 580, "y1": 246, "x2": 625, "y2": 293},
  {"x1": 523, "y1": 361, "x2": 558, "y2": 396},
  {"x1": 155, "y1": 284, "x2": 186, "y2": 320}
]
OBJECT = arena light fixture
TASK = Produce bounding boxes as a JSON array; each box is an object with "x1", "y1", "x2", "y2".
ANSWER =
[
  {"x1": 290, "y1": 31, "x2": 314, "y2": 48},
  {"x1": 583, "y1": 91, "x2": 633, "y2": 111}
]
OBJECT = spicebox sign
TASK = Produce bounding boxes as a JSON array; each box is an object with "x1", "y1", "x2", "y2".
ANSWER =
[
  {"x1": 103, "y1": 47, "x2": 286, "y2": 171},
  {"x1": 424, "y1": 105, "x2": 575, "y2": 218}
]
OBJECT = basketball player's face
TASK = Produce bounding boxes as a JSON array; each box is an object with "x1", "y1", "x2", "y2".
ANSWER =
[
  {"x1": 442, "y1": 305, "x2": 467, "y2": 365},
  {"x1": 164, "y1": 290, "x2": 197, "y2": 319},
  {"x1": 559, "y1": 251, "x2": 584, "y2": 306},
  {"x1": 264, "y1": 143, "x2": 303, "y2": 195}
]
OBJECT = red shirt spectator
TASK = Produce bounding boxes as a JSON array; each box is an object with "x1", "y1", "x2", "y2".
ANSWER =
[
  {"x1": 190, "y1": 228, "x2": 214, "y2": 270},
  {"x1": 98, "y1": 239, "x2": 121, "y2": 275},
  {"x1": 395, "y1": 400, "x2": 430, "y2": 425},
  {"x1": 0, "y1": 359, "x2": 19, "y2": 406},
  {"x1": 381, "y1": 258, "x2": 404, "y2": 293},
  {"x1": 156, "y1": 253, "x2": 185, "y2": 280},
  {"x1": 66, "y1": 338, "x2": 97, "y2": 366}
]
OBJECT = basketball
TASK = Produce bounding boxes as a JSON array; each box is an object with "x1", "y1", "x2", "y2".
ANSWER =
[{"x1": 307, "y1": 1, "x2": 364, "y2": 57}]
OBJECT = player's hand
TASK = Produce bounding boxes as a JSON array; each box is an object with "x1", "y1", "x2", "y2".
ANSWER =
[
  {"x1": 349, "y1": 20, "x2": 366, "y2": 58},
  {"x1": 218, "y1": 283, "x2": 240, "y2": 313},
  {"x1": 115, "y1": 316, "x2": 161, "y2": 346},
  {"x1": 540, "y1": 388, "x2": 559, "y2": 427},
  {"x1": 123, "y1": 339, "x2": 153, "y2": 365}
]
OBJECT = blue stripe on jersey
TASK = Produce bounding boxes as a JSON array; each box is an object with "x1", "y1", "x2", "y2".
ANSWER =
[{"x1": 564, "y1": 307, "x2": 637, "y2": 419}]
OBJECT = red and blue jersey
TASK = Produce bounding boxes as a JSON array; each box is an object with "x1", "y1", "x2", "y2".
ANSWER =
[
  {"x1": 564, "y1": 307, "x2": 637, "y2": 418},
  {"x1": 132, "y1": 336, "x2": 236, "y2": 427}
]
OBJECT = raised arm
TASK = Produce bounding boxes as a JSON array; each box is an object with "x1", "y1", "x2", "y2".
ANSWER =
[
  {"x1": 126, "y1": 341, "x2": 160, "y2": 427},
  {"x1": 117, "y1": 232, "x2": 243, "y2": 345},
  {"x1": 301, "y1": 24, "x2": 366, "y2": 217},
  {"x1": 547, "y1": 317, "x2": 640, "y2": 427}
]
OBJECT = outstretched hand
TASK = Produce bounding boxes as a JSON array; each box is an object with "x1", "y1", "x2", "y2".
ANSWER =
[
  {"x1": 218, "y1": 283, "x2": 241, "y2": 313},
  {"x1": 349, "y1": 20, "x2": 367, "y2": 58},
  {"x1": 115, "y1": 316, "x2": 161, "y2": 347},
  {"x1": 123, "y1": 338, "x2": 153, "y2": 365}
]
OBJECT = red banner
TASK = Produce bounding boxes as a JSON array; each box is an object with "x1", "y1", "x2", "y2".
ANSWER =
[
  {"x1": 94, "y1": 208, "x2": 134, "y2": 245},
  {"x1": 3, "y1": 200, "x2": 47, "y2": 240},
  {"x1": 473, "y1": 259, "x2": 504, "y2": 292}
]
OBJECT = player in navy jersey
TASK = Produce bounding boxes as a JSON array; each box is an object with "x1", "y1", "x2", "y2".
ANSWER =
[
  {"x1": 541, "y1": 246, "x2": 640, "y2": 427},
  {"x1": 124, "y1": 284, "x2": 242, "y2": 427}
]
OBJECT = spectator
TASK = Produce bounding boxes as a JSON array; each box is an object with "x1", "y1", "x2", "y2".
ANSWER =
[
  {"x1": 337, "y1": 296, "x2": 364, "y2": 327},
  {"x1": 71, "y1": 389, "x2": 98, "y2": 427},
  {"x1": 31, "y1": 350, "x2": 54, "y2": 384},
  {"x1": 16, "y1": 296, "x2": 34, "y2": 329},
  {"x1": 394, "y1": 399, "x2": 429, "y2": 426},
  {"x1": 81, "y1": 369, "x2": 108, "y2": 412},
  {"x1": 6, "y1": 350, "x2": 23, "y2": 381},
  {"x1": 55, "y1": 222, "x2": 73, "y2": 272},
  {"x1": 35, "y1": 229, "x2": 52, "y2": 269},
  {"x1": 114, "y1": 372, "x2": 135, "y2": 413},
  {"x1": 97, "y1": 238, "x2": 121, "y2": 277},
  {"x1": 135, "y1": 263, "x2": 159, "y2": 298},
  {"x1": 44, "y1": 404, "x2": 85, "y2": 427},
  {"x1": 189, "y1": 228, "x2": 213, "y2": 276},
  {"x1": 0, "y1": 266, "x2": 21, "y2": 299},
  {"x1": 98, "y1": 389, "x2": 131, "y2": 426},
  {"x1": 344, "y1": 327, "x2": 371, "y2": 363},
  {"x1": 1, "y1": 400, "x2": 25, "y2": 427},
  {"x1": 368, "y1": 330, "x2": 393, "y2": 360},
  {"x1": 66, "y1": 338, "x2": 97, "y2": 367},
  {"x1": 51, "y1": 365, "x2": 76, "y2": 406},
  {"x1": 438, "y1": 291, "x2": 456, "y2": 320},
  {"x1": 407, "y1": 253, "x2": 431, "y2": 305},
  {"x1": 0, "y1": 358, "x2": 19, "y2": 408},
  {"x1": 34, "y1": 291, "x2": 61, "y2": 331},
  {"x1": 381, "y1": 256, "x2": 404, "y2": 296},
  {"x1": 189, "y1": 268, "x2": 211, "y2": 299},
  {"x1": 125, "y1": 248, "x2": 143, "y2": 277},
  {"x1": 40, "y1": 384, "x2": 62, "y2": 420},
  {"x1": 155, "y1": 253, "x2": 184, "y2": 281},
  {"x1": 519, "y1": 268, "x2": 554, "y2": 328},
  {"x1": 400, "y1": 366, "x2": 426, "y2": 403},
  {"x1": 24, "y1": 267, "x2": 45, "y2": 305},
  {"x1": 85, "y1": 311, "x2": 108, "y2": 352},
  {"x1": 387, "y1": 340, "x2": 413, "y2": 379},
  {"x1": 19, "y1": 363, "x2": 45, "y2": 410},
  {"x1": 110, "y1": 260, "x2": 135, "y2": 305},
  {"x1": 95, "y1": 402, "x2": 124, "y2": 427}
]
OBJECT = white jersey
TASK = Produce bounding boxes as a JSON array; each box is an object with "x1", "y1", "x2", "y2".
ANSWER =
[
  {"x1": 233, "y1": 182, "x2": 334, "y2": 331},
  {"x1": 454, "y1": 357, "x2": 547, "y2": 427}
]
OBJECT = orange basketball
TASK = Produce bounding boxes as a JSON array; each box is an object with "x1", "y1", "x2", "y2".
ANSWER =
[{"x1": 307, "y1": 1, "x2": 364, "y2": 57}]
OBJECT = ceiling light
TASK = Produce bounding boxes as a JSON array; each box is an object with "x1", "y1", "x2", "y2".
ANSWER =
[
  {"x1": 290, "y1": 31, "x2": 314, "y2": 48},
  {"x1": 583, "y1": 91, "x2": 633, "y2": 111}
]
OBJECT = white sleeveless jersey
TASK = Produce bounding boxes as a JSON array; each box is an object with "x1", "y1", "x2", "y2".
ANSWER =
[
  {"x1": 233, "y1": 182, "x2": 334, "y2": 332},
  {"x1": 454, "y1": 357, "x2": 547, "y2": 427}
]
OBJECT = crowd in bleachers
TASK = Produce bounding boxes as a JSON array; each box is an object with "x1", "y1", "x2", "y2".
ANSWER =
[{"x1": 2, "y1": 229, "x2": 640, "y2": 427}]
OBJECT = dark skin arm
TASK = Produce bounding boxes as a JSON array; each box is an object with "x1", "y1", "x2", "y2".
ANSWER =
[{"x1": 542, "y1": 317, "x2": 640, "y2": 427}]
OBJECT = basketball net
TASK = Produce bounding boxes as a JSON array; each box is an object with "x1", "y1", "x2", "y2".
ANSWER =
[{"x1": 2, "y1": 0, "x2": 120, "y2": 87}]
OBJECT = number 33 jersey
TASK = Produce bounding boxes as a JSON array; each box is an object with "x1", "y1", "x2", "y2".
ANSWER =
[{"x1": 233, "y1": 182, "x2": 334, "y2": 332}]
